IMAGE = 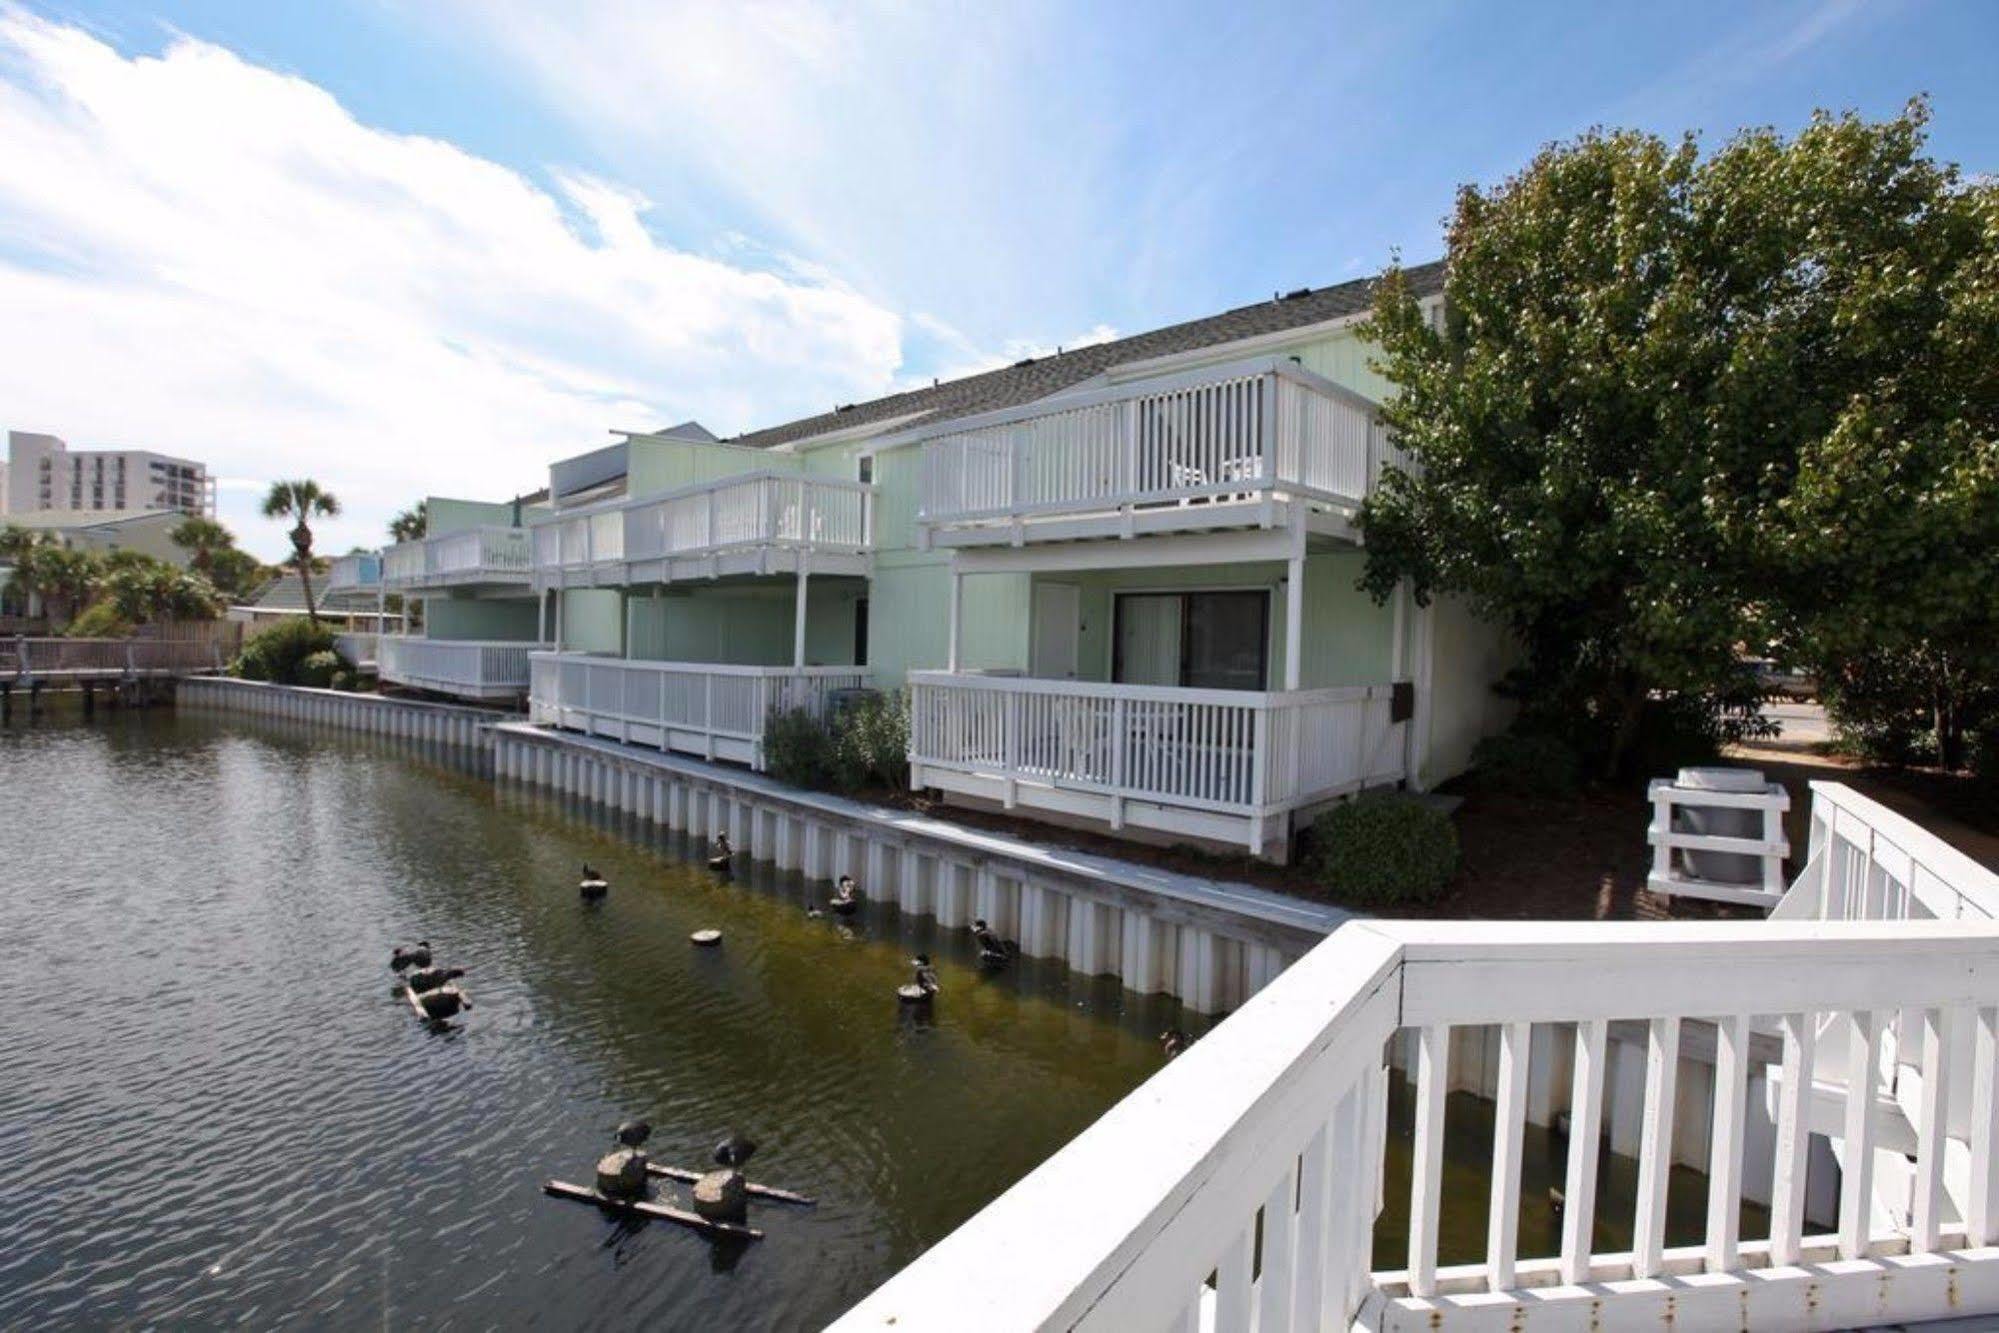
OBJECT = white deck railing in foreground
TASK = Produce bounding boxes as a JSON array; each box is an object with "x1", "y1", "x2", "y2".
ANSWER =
[
  {"x1": 530, "y1": 651, "x2": 867, "y2": 770},
  {"x1": 917, "y1": 355, "x2": 1408, "y2": 531},
  {"x1": 377, "y1": 637, "x2": 535, "y2": 701},
  {"x1": 908, "y1": 673, "x2": 1406, "y2": 852},
  {"x1": 831, "y1": 783, "x2": 1999, "y2": 1332}
]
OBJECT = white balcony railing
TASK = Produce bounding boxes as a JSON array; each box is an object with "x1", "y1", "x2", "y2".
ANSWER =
[
  {"x1": 530, "y1": 651, "x2": 868, "y2": 769},
  {"x1": 531, "y1": 472, "x2": 872, "y2": 580},
  {"x1": 907, "y1": 673, "x2": 1406, "y2": 850},
  {"x1": 382, "y1": 527, "x2": 532, "y2": 591},
  {"x1": 324, "y1": 552, "x2": 381, "y2": 596},
  {"x1": 377, "y1": 637, "x2": 535, "y2": 700},
  {"x1": 832, "y1": 782, "x2": 1999, "y2": 1333},
  {"x1": 917, "y1": 355, "x2": 1407, "y2": 530}
]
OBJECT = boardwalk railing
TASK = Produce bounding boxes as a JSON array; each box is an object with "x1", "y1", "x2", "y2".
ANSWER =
[
  {"x1": 832, "y1": 782, "x2": 1999, "y2": 1333},
  {"x1": 6, "y1": 635, "x2": 227, "y2": 678},
  {"x1": 530, "y1": 472, "x2": 872, "y2": 581},
  {"x1": 917, "y1": 355, "x2": 1406, "y2": 529},
  {"x1": 382, "y1": 527, "x2": 532, "y2": 590},
  {"x1": 377, "y1": 637, "x2": 535, "y2": 701},
  {"x1": 907, "y1": 673, "x2": 1406, "y2": 851},
  {"x1": 530, "y1": 651, "x2": 867, "y2": 770}
]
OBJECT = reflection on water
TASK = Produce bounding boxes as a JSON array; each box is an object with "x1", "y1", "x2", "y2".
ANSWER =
[{"x1": 0, "y1": 708, "x2": 1196, "y2": 1330}]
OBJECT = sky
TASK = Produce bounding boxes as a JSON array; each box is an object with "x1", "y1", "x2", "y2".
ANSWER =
[{"x1": 0, "y1": 1, "x2": 1993, "y2": 560}]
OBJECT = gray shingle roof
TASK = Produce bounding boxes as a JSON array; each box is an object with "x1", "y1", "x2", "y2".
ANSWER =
[{"x1": 728, "y1": 260, "x2": 1444, "y2": 451}]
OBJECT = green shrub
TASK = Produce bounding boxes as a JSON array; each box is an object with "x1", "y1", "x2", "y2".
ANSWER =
[
  {"x1": 1470, "y1": 731, "x2": 1582, "y2": 796},
  {"x1": 1307, "y1": 795, "x2": 1459, "y2": 908},
  {"x1": 329, "y1": 669, "x2": 356, "y2": 692},
  {"x1": 765, "y1": 691, "x2": 911, "y2": 794},
  {"x1": 64, "y1": 600, "x2": 134, "y2": 639},
  {"x1": 829, "y1": 691, "x2": 910, "y2": 791},
  {"x1": 296, "y1": 650, "x2": 341, "y2": 688},
  {"x1": 232, "y1": 617, "x2": 337, "y2": 684},
  {"x1": 763, "y1": 706, "x2": 834, "y2": 789}
]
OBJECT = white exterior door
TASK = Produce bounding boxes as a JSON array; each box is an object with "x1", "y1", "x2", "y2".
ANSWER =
[{"x1": 1030, "y1": 582, "x2": 1081, "y2": 679}]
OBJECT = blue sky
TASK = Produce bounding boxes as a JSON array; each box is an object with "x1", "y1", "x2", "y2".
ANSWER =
[{"x1": 0, "y1": 1, "x2": 1993, "y2": 558}]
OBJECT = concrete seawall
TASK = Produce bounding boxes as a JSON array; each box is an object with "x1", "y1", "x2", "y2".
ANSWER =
[{"x1": 177, "y1": 677, "x2": 1345, "y2": 1013}]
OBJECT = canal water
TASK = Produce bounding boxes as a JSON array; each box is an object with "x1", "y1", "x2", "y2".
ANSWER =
[
  {"x1": 0, "y1": 708, "x2": 1757, "y2": 1329},
  {"x1": 0, "y1": 710, "x2": 1186, "y2": 1330}
]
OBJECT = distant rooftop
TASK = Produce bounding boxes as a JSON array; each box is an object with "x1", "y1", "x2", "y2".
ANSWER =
[{"x1": 3, "y1": 507, "x2": 179, "y2": 530}]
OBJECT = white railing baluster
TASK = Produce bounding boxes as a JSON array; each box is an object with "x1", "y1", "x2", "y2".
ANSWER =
[
  {"x1": 1972, "y1": 1005, "x2": 1999, "y2": 1245},
  {"x1": 1407, "y1": 1024, "x2": 1449, "y2": 1297},
  {"x1": 1769, "y1": 1011, "x2": 1817, "y2": 1265},
  {"x1": 1255, "y1": 1164, "x2": 1298, "y2": 1333},
  {"x1": 1705, "y1": 1013, "x2": 1750, "y2": 1272},
  {"x1": 1214, "y1": 1224, "x2": 1253, "y2": 1333},
  {"x1": 1628, "y1": 1015, "x2": 1679, "y2": 1279},
  {"x1": 1560, "y1": 1019, "x2": 1607, "y2": 1284},
  {"x1": 1838, "y1": 1009, "x2": 1882, "y2": 1259},
  {"x1": 1487, "y1": 1020, "x2": 1530, "y2": 1290},
  {"x1": 1912, "y1": 1005, "x2": 1954, "y2": 1250},
  {"x1": 1289, "y1": 1119, "x2": 1333, "y2": 1330}
]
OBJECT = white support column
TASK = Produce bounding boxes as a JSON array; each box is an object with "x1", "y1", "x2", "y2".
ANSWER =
[
  {"x1": 947, "y1": 567, "x2": 963, "y2": 671},
  {"x1": 793, "y1": 553, "x2": 811, "y2": 669},
  {"x1": 1284, "y1": 520, "x2": 1305, "y2": 692}
]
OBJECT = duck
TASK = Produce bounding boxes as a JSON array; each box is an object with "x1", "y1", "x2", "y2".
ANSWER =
[
  {"x1": 1160, "y1": 1029, "x2": 1190, "y2": 1059},
  {"x1": 417, "y1": 984, "x2": 471, "y2": 1021},
  {"x1": 405, "y1": 964, "x2": 465, "y2": 994},
  {"x1": 829, "y1": 876, "x2": 860, "y2": 916},
  {"x1": 708, "y1": 834, "x2": 733, "y2": 873},
  {"x1": 713, "y1": 1133, "x2": 757, "y2": 1168},
  {"x1": 615, "y1": 1119, "x2": 652, "y2": 1149},
  {"x1": 390, "y1": 941, "x2": 432, "y2": 972},
  {"x1": 970, "y1": 918, "x2": 1017, "y2": 968},
  {"x1": 579, "y1": 863, "x2": 608, "y2": 900},
  {"x1": 898, "y1": 954, "x2": 941, "y2": 1004}
]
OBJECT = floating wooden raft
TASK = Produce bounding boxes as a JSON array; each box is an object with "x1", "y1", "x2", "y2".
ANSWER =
[
  {"x1": 541, "y1": 1180, "x2": 764, "y2": 1240},
  {"x1": 644, "y1": 1163, "x2": 816, "y2": 1207}
]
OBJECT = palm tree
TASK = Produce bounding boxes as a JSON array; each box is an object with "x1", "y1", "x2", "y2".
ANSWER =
[
  {"x1": 28, "y1": 545, "x2": 103, "y2": 628},
  {"x1": 262, "y1": 479, "x2": 341, "y2": 624},
  {"x1": 170, "y1": 516, "x2": 233, "y2": 577},
  {"x1": 388, "y1": 501, "x2": 427, "y2": 544}
]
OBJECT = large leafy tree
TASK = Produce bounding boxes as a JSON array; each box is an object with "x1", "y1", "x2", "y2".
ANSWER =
[
  {"x1": 170, "y1": 515, "x2": 266, "y2": 599},
  {"x1": 1360, "y1": 101, "x2": 1997, "y2": 775},
  {"x1": 261, "y1": 480, "x2": 341, "y2": 625},
  {"x1": 105, "y1": 561, "x2": 224, "y2": 624}
]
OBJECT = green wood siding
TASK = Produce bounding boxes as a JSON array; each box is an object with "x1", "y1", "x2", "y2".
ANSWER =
[
  {"x1": 425, "y1": 595, "x2": 539, "y2": 641},
  {"x1": 626, "y1": 438, "x2": 798, "y2": 496}
]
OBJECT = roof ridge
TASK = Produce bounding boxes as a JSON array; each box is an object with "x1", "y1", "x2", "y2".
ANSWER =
[{"x1": 725, "y1": 259, "x2": 1444, "y2": 451}]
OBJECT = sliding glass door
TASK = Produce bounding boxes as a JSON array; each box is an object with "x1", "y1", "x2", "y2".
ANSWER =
[{"x1": 1112, "y1": 590, "x2": 1269, "y2": 691}]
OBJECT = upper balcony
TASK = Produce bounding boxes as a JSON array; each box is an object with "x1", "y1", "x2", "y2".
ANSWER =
[
  {"x1": 916, "y1": 354, "x2": 1405, "y2": 549},
  {"x1": 323, "y1": 552, "x2": 381, "y2": 598},
  {"x1": 382, "y1": 526, "x2": 533, "y2": 595},
  {"x1": 530, "y1": 471, "x2": 872, "y2": 590}
]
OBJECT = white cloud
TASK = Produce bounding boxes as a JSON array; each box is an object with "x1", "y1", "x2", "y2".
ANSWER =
[
  {"x1": 423, "y1": 0, "x2": 1140, "y2": 355},
  {"x1": 0, "y1": 11, "x2": 907, "y2": 558}
]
